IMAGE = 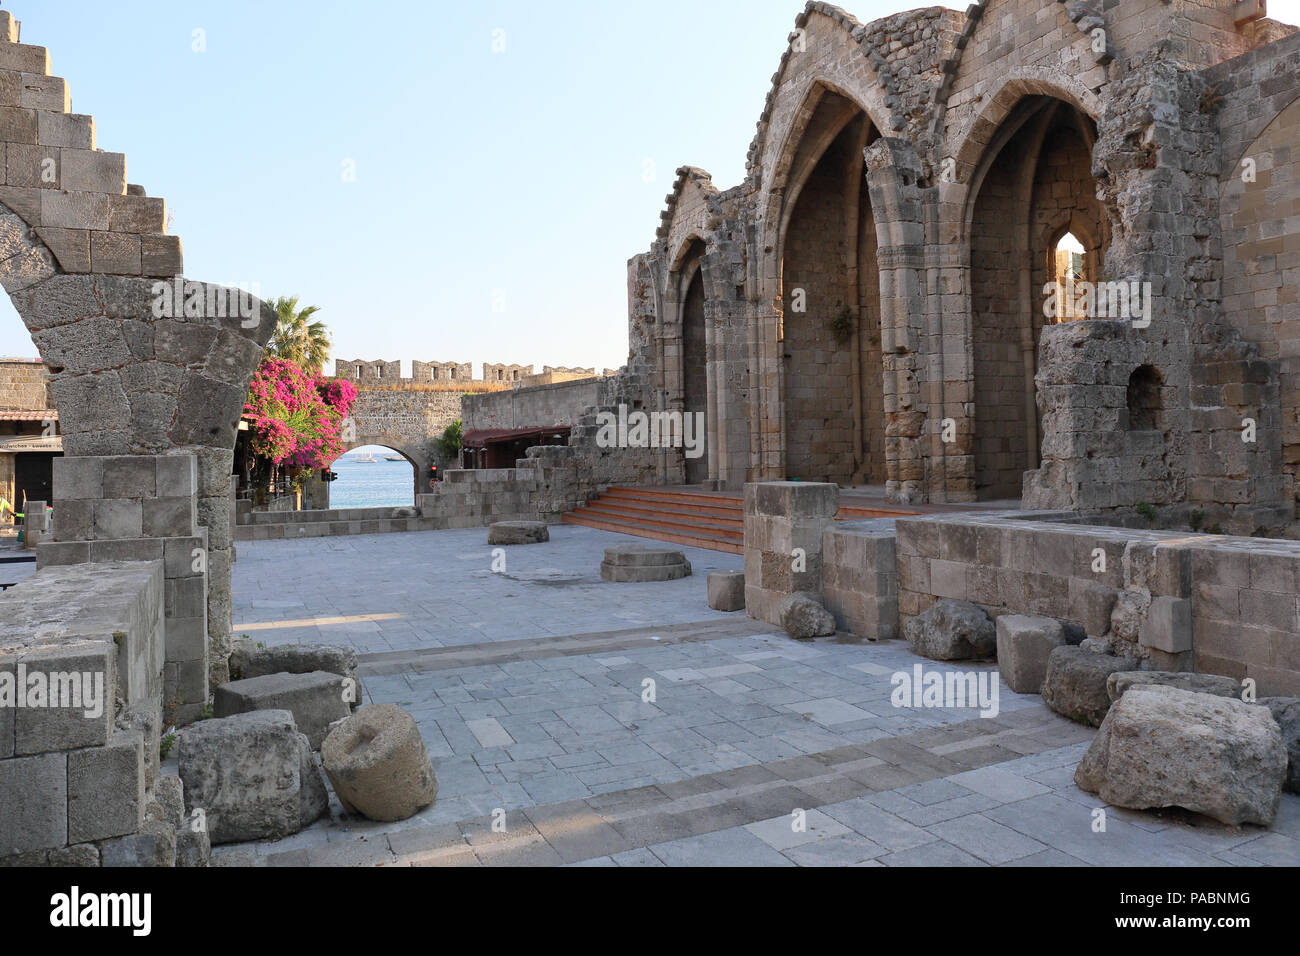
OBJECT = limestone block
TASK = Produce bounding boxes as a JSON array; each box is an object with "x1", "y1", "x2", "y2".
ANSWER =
[
  {"x1": 100, "y1": 820, "x2": 177, "y2": 867},
  {"x1": 996, "y1": 615, "x2": 1068, "y2": 695},
  {"x1": 102, "y1": 456, "x2": 156, "y2": 499},
  {"x1": 487, "y1": 520, "x2": 549, "y2": 546},
  {"x1": 0, "y1": 753, "x2": 66, "y2": 856},
  {"x1": 53, "y1": 455, "x2": 103, "y2": 500},
  {"x1": 214, "y1": 671, "x2": 351, "y2": 750},
  {"x1": 904, "y1": 599, "x2": 995, "y2": 661},
  {"x1": 67, "y1": 729, "x2": 144, "y2": 843},
  {"x1": 175, "y1": 825, "x2": 210, "y2": 867},
  {"x1": 1041, "y1": 646, "x2": 1141, "y2": 727},
  {"x1": 1107, "y1": 671, "x2": 1241, "y2": 703},
  {"x1": 14, "y1": 640, "x2": 116, "y2": 755},
  {"x1": 321, "y1": 705, "x2": 437, "y2": 822},
  {"x1": 1138, "y1": 596, "x2": 1192, "y2": 654},
  {"x1": 707, "y1": 570, "x2": 746, "y2": 611},
  {"x1": 177, "y1": 710, "x2": 327, "y2": 845},
  {"x1": 1076, "y1": 686, "x2": 1287, "y2": 826}
]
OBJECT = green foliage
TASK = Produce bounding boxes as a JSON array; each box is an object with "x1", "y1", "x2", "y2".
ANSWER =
[
  {"x1": 1190, "y1": 509, "x2": 1204, "y2": 532},
  {"x1": 159, "y1": 732, "x2": 177, "y2": 761},
  {"x1": 266, "y1": 296, "x2": 332, "y2": 373},
  {"x1": 1135, "y1": 501, "x2": 1157, "y2": 523},
  {"x1": 828, "y1": 305, "x2": 855, "y2": 344},
  {"x1": 437, "y1": 419, "x2": 464, "y2": 458}
]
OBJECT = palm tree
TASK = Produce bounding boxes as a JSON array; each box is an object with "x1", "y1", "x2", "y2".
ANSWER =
[{"x1": 266, "y1": 296, "x2": 331, "y2": 373}]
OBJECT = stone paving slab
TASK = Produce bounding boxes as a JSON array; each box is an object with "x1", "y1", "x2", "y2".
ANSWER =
[
  {"x1": 219, "y1": 527, "x2": 1300, "y2": 867},
  {"x1": 233, "y1": 526, "x2": 745, "y2": 654}
]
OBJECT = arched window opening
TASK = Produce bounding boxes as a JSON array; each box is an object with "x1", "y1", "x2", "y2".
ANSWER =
[{"x1": 1051, "y1": 231, "x2": 1090, "y2": 323}]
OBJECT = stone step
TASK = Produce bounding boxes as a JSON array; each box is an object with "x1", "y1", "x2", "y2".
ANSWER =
[
  {"x1": 576, "y1": 501, "x2": 742, "y2": 537},
  {"x1": 561, "y1": 509, "x2": 742, "y2": 554}
]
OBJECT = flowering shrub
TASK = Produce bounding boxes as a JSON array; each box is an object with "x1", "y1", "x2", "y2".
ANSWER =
[{"x1": 243, "y1": 358, "x2": 358, "y2": 470}]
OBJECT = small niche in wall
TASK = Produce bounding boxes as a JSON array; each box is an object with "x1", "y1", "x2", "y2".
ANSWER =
[{"x1": 1126, "y1": 365, "x2": 1163, "y2": 431}]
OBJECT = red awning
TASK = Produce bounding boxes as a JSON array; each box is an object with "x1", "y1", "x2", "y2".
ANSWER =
[
  {"x1": 462, "y1": 426, "x2": 570, "y2": 448},
  {"x1": 0, "y1": 409, "x2": 57, "y2": 421}
]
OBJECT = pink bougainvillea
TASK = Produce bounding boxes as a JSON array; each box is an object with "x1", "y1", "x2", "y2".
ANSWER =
[{"x1": 243, "y1": 358, "x2": 358, "y2": 470}]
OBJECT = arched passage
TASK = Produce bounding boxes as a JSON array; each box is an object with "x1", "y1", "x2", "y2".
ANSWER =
[
  {"x1": 966, "y1": 95, "x2": 1107, "y2": 499},
  {"x1": 778, "y1": 90, "x2": 886, "y2": 485}
]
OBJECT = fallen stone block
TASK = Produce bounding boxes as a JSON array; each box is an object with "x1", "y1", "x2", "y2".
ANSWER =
[
  {"x1": 1107, "y1": 671, "x2": 1242, "y2": 703},
  {"x1": 995, "y1": 615, "x2": 1067, "y2": 694},
  {"x1": 1075, "y1": 686, "x2": 1288, "y2": 826},
  {"x1": 904, "y1": 599, "x2": 995, "y2": 661},
  {"x1": 778, "y1": 592, "x2": 836, "y2": 640},
  {"x1": 487, "y1": 520, "x2": 550, "y2": 545},
  {"x1": 321, "y1": 704, "x2": 437, "y2": 823},
  {"x1": 177, "y1": 710, "x2": 327, "y2": 845},
  {"x1": 600, "y1": 545, "x2": 691, "y2": 582},
  {"x1": 214, "y1": 671, "x2": 352, "y2": 749},
  {"x1": 1261, "y1": 697, "x2": 1300, "y2": 795},
  {"x1": 707, "y1": 571, "x2": 745, "y2": 612},
  {"x1": 1041, "y1": 646, "x2": 1140, "y2": 726},
  {"x1": 228, "y1": 639, "x2": 362, "y2": 710}
]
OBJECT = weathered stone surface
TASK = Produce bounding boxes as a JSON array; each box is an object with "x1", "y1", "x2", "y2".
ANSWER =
[
  {"x1": 600, "y1": 545, "x2": 691, "y2": 582},
  {"x1": 100, "y1": 820, "x2": 176, "y2": 867},
  {"x1": 487, "y1": 520, "x2": 550, "y2": 545},
  {"x1": 707, "y1": 570, "x2": 746, "y2": 611},
  {"x1": 228, "y1": 639, "x2": 362, "y2": 708},
  {"x1": 996, "y1": 615, "x2": 1068, "y2": 694},
  {"x1": 175, "y1": 824, "x2": 211, "y2": 867},
  {"x1": 904, "y1": 600, "x2": 995, "y2": 661},
  {"x1": 1076, "y1": 686, "x2": 1288, "y2": 826},
  {"x1": 321, "y1": 704, "x2": 437, "y2": 823},
  {"x1": 778, "y1": 592, "x2": 837, "y2": 639},
  {"x1": 1042, "y1": 647, "x2": 1142, "y2": 727},
  {"x1": 1261, "y1": 697, "x2": 1300, "y2": 795},
  {"x1": 177, "y1": 710, "x2": 327, "y2": 845},
  {"x1": 214, "y1": 671, "x2": 351, "y2": 749},
  {"x1": 1108, "y1": 671, "x2": 1242, "y2": 703}
]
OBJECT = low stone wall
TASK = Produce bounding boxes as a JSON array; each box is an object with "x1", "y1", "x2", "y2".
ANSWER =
[
  {"x1": 235, "y1": 507, "x2": 434, "y2": 541},
  {"x1": 0, "y1": 561, "x2": 165, "y2": 865},
  {"x1": 896, "y1": 513, "x2": 1300, "y2": 697}
]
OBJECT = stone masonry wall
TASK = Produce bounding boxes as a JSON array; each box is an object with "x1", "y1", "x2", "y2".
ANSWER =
[{"x1": 463, "y1": 377, "x2": 603, "y2": 432}]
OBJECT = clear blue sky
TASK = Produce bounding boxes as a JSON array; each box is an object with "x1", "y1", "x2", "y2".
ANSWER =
[{"x1": 3, "y1": 0, "x2": 1299, "y2": 370}]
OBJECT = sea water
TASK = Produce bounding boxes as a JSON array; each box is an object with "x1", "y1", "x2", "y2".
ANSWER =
[{"x1": 328, "y1": 456, "x2": 415, "y2": 509}]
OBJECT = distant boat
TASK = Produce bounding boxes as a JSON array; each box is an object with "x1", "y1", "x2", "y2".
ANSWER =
[
  {"x1": 384, "y1": 454, "x2": 404, "y2": 462},
  {"x1": 350, "y1": 452, "x2": 379, "y2": 463}
]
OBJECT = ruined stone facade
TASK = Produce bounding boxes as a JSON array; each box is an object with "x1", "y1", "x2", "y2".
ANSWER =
[{"x1": 615, "y1": 0, "x2": 1300, "y2": 536}]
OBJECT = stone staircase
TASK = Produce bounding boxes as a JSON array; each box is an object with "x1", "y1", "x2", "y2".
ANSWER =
[
  {"x1": 563, "y1": 487, "x2": 745, "y2": 553},
  {"x1": 563, "y1": 486, "x2": 917, "y2": 554}
]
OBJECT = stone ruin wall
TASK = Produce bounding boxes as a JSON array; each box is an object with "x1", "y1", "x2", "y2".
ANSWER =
[{"x1": 613, "y1": 0, "x2": 1300, "y2": 537}]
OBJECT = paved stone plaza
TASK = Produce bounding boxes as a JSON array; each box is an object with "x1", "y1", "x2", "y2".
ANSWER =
[{"x1": 220, "y1": 528, "x2": 1300, "y2": 867}]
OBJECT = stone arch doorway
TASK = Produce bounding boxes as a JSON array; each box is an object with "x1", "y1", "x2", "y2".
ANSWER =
[
  {"x1": 777, "y1": 89, "x2": 886, "y2": 485},
  {"x1": 965, "y1": 95, "x2": 1108, "y2": 500}
]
